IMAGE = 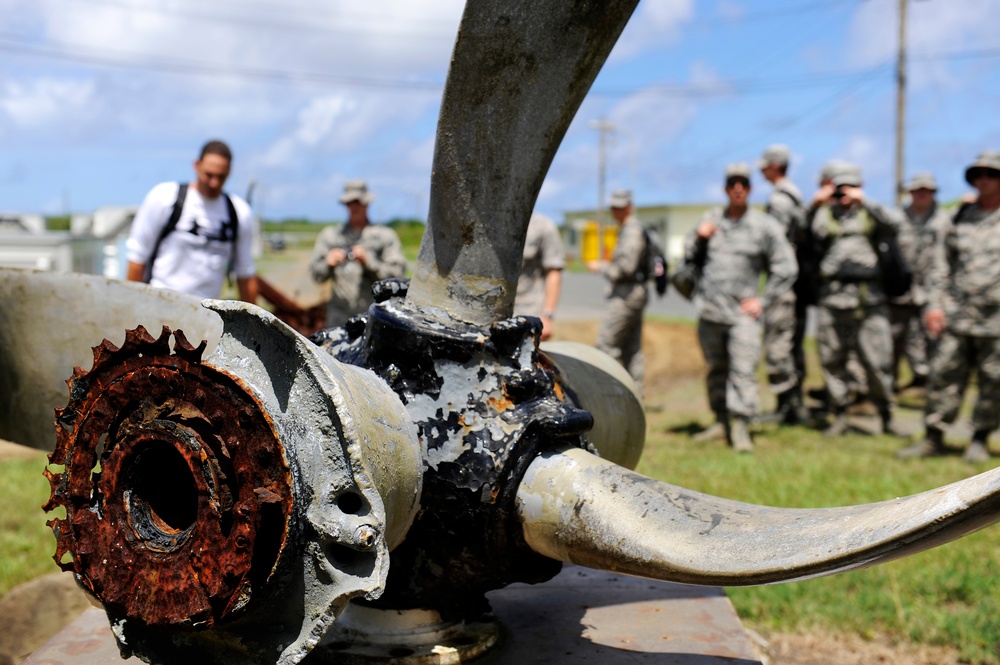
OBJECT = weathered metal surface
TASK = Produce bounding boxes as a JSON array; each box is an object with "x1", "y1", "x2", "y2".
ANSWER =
[
  {"x1": 406, "y1": 0, "x2": 640, "y2": 326},
  {"x1": 518, "y1": 447, "x2": 1000, "y2": 586},
  {"x1": 539, "y1": 341, "x2": 645, "y2": 471},
  {"x1": 24, "y1": 567, "x2": 762, "y2": 664},
  {"x1": 0, "y1": 268, "x2": 222, "y2": 451},
  {"x1": 44, "y1": 325, "x2": 293, "y2": 629},
  {"x1": 317, "y1": 280, "x2": 605, "y2": 617},
  {"x1": 43, "y1": 304, "x2": 423, "y2": 665}
]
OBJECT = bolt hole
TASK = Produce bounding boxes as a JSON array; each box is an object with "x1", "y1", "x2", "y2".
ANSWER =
[
  {"x1": 127, "y1": 444, "x2": 198, "y2": 535},
  {"x1": 389, "y1": 648, "x2": 414, "y2": 658},
  {"x1": 449, "y1": 636, "x2": 476, "y2": 647},
  {"x1": 325, "y1": 543, "x2": 377, "y2": 578},
  {"x1": 337, "y1": 491, "x2": 363, "y2": 515},
  {"x1": 324, "y1": 641, "x2": 350, "y2": 651}
]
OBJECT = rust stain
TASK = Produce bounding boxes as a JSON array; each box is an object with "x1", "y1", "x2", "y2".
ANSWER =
[{"x1": 44, "y1": 326, "x2": 293, "y2": 630}]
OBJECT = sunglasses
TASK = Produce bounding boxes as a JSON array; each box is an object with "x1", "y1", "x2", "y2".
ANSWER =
[
  {"x1": 969, "y1": 168, "x2": 1000, "y2": 182},
  {"x1": 726, "y1": 177, "x2": 750, "y2": 188}
]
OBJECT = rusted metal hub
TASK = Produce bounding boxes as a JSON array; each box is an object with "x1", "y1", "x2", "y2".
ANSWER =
[
  {"x1": 44, "y1": 326, "x2": 293, "y2": 629},
  {"x1": 316, "y1": 280, "x2": 592, "y2": 617}
]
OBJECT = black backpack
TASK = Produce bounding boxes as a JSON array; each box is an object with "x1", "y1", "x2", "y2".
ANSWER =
[
  {"x1": 641, "y1": 227, "x2": 669, "y2": 297},
  {"x1": 143, "y1": 183, "x2": 239, "y2": 283}
]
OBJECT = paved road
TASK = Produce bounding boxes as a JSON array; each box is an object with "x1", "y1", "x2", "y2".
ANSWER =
[
  {"x1": 559, "y1": 271, "x2": 819, "y2": 337},
  {"x1": 556, "y1": 271, "x2": 697, "y2": 322}
]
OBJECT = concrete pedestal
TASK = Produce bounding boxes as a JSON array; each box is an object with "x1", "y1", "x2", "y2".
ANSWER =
[{"x1": 24, "y1": 567, "x2": 762, "y2": 664}]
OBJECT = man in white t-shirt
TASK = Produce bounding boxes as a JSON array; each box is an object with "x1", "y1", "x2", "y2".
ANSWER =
[{"x1": 126, "y1": 140, "x2": 258, "y2": 302}]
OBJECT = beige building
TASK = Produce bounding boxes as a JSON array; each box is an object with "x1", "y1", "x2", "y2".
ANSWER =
[{"x1": 563, "y1": 203, "x2": 718, "y2": 267}]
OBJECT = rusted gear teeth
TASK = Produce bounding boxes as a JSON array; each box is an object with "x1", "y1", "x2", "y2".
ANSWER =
[{"x1": 45, "y1": 326, "x2": 293, "y2": 630}]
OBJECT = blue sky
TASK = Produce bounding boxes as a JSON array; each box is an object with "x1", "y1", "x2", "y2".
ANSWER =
[{"x1": 0, "y1": 0, "x2": 998, "y2": 223}]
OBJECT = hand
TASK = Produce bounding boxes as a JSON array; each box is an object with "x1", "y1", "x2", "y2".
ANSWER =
[
  {"x1": 925, "y1": 309, "x2": 946, "y2": 337},
  {"x1": 540, "y1": 315, "x2": 554, "y2": 341},
  {"x1": 839, "y1": 186, "x2": 864, "y2": 207},
  {"x1": 350, "y1": 245, "x2": 369, "y2": 266},
  {"x1": 696, "y1": 222, "x2": 717, "y2": 240},
  {"x1": 326, "y1": 248, "x2": 348, "y2": 267},
  {"x1": 812, "y1": 183, "x2": 836, "y2": 206},
  {"x1": 586, "y1": 260, "x2": 604, "y2": 272},
  {"x1": 740, "y1": 297, "x2": 763, "y2": 320},
  {"x1": 961, "y1": 191, "x2": 978, "y2": 205}
]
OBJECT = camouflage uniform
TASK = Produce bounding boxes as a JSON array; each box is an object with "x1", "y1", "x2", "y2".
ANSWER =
[
  {"x1": 687, "y1": 207, "x2": 796, "y2": 422},
  {"x1": 889, "y1": 202, "x2": 949, "y2": 385},
  {"x1": 811, "y1": 199, "x2": 901, "y2": 421},
  {"x1": 309, "y1": 223, "x2": 407, "y2": 327},
  {"x1": 762, "y1": 178, "x2": 807, "y2": 401},
  {"x1": 923, "y1": 204, "x2": 1000, "y2": 435},
  {"x1": 595, "y1": 214, "x2": 648, "y2": 387},
  {"x1": 514, "y1": 213, "x2": 565, "y2": 318}
]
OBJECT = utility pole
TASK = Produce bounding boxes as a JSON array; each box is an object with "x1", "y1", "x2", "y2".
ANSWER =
[
  {"x1": 894, "y1": 0, "x2": 908, "y2": 206},
  {"x1": 589, "y1": 118, "x2": 615, "y2": 260}
]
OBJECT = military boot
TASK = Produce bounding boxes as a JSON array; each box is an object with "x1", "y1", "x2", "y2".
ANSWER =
[
  {"x1": 823, "y1": 410, "x2": 849, "y2": 437},
  {"x1": 782, "y1": 389, "x2": 810, "y2": 425},
  {"x1": 693, "y1": 419, "x2": 727, "y2": 442},
  {"x1": 879, "y1": 406, "x2": 905, "y2": 437},
  {"x1": 728, "y1": 417, "x2": 754, "y2": 453},
  {"x1": 895, "y1": 427, "x2": 945, "y2": 459},
  {"x1": 964, "y1": 430, "x2": 992, "y2": 464}
]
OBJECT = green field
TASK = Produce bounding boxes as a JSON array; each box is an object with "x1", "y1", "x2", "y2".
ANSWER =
[{"x1": 4, "y1": 320, "x2": 1000, "y2": 663}]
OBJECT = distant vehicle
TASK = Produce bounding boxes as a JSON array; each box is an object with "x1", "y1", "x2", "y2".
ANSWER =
[{"x1": 268, "y1": 233, "x2": 286, "y2": 252}]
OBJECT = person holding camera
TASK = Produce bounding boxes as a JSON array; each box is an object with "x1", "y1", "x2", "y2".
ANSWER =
[
  {"x1": 808, "y1": 163, "x2": 902, "y2": 437},
  {"x1": 309, "y1": 180, "x2": 407, "y2": 327}
]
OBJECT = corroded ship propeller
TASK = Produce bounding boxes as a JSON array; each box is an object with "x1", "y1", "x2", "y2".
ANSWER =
[{"x1": 4, "y1": 0, "x2": 1000, "y2": 664}]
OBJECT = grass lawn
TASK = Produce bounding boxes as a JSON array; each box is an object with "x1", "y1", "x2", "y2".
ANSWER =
[
  {"x1": 636, "y1": 321, "x2": 1000, "y2": 665},
  {"x1": 3, "y1": 319, "x2": 999, "y2": 663}
]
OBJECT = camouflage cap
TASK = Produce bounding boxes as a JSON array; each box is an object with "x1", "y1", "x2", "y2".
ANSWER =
[
  {"x1": 340, "y1": 179, "x2": 376, "y2": 204},
  {"x1": 965, "y1": 151, "x2": 1000, "y2": 185},
  {"x1": 831, "y1": 163, "x2": 862, "y2": 188},
  {"x1": 725, "y1": 162, "x2": 752, "y2": 181},
  {"x1": 757, "y1": 144, "x2": 790, "y2": 169},
  {"x1": 609, "y1": 189, "x2": 633, "y2": 208},
  {"x1": 818, "y1": 159, "x2": 851, "y2": 185},
  {"x1": 905, "y1": 172, "x2": 938, "y2": 192}
]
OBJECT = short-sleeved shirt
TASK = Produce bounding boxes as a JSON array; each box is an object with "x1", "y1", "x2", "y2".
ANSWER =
[
  {"x1": 309, "y1": 222, "x2": 407, "y2": 326},
  {"x1": 514, "y1": 213, "x2": 565, "y2": 317},
  {"x1": 685, "y1": 207, "x2": 796, "y2": 325},
  {"x1": 927, "y1": 204, "x2": 1000, "y2": 337},
  {"x1": 126, "y1": 182, "x2": 255, "y2": 299}
]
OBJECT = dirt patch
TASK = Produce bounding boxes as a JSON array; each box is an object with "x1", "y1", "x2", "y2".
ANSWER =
[
  {"x1": 758, "y1": 630, "x2": 963, "y2": 665},
  {"x1": 0, "y1": 573, "x2": 95, "y2": 665},
  {"x1": 0, "y1": 439, "x2": 44, "y2": 461},
  {"x1": 551, "y1": 319, "x2": 706, "y2": 394}
]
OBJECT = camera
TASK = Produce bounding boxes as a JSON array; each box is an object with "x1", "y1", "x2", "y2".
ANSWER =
[{"x1": 346, "y1": 249, "x2": 357, "y2": 261}]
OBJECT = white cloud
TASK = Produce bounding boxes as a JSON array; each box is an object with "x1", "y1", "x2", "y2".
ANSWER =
[
  {"x1": 846, "y1": 0, "x2": 997, "y2": 68},
  {"x1": 0, "y1": 78, "x2": 96, "y2": 128},
  {"x1": 252, "y1": 91, "x2": 434, "y2": 170},
  {"x1": 611, "y1": 0, "x2": 694, "y2": 60}
]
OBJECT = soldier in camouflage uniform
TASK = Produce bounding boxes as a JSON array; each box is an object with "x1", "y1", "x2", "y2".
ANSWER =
[
  {"x1": 897, "y1": 151, "x2": 1000, "y2": 464},
  {"x1": 808, "y1": 163, "x2": 902, "y2": 437},
  {"x1": 588, "y1": 190, "x2": 648, "y2": 390},
  {"x1": 758, "y1": 144, "x2": 810, "y2": 424},
  {"x1": 889, "y1": 173, "x2": 949, "y2": 390},
  {"x1": 309, "y1": 180, "x2": 407, "y2": 327},
  {"x1": 688, "y1": 164, "x2": 797, "y2": 452},
  {"x1": 514, "y1": 212, "x2": 565, "y2": 341}
]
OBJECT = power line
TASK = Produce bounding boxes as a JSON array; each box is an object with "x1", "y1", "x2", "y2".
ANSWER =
[
  {"x1": 1, "y1": 27, "x2": 997, "y2": 99},
  {"x1": 0, "y1": 32, "x2": 445, "y2": 92},
  {"x1": 49, "y1": 0, "x2": 458, "y2": 41}
]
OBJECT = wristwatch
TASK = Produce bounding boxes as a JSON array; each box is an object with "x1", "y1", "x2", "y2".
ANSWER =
[{"x1": 542, "y1": 310, "x2": 555, "y2": 319}]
